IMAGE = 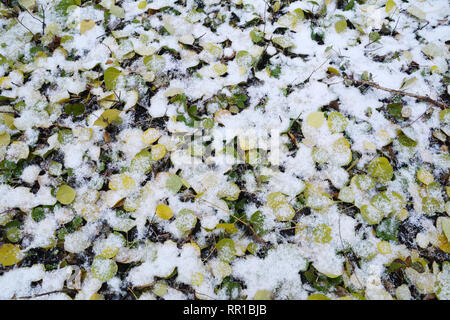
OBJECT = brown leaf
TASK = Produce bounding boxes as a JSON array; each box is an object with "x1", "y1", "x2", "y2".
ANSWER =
[
  {"x1": 103, "y1": 131, "x2": 111, "y2": 143},
  {"x1": 46, "y1": 35, "x2": 61, "y2": 52}
]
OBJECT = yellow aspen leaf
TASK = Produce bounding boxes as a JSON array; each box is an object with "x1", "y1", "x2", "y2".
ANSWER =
[
  {"x1": 0, "y1": 131, "x2": 10, "y2": 146},
  {"x1": 216, "y1": 223, "x2": 238, "y2": 234},
  {"x1": 1, "y1": 113, "x2": 15, "y2": 130},
  {"x1": 417, "y1": 168, "x2": 434, "y2": 185},
  {"x1": 80, "y1": 19, "x2": 95, "y2": 35},
  {"x1": 138, "y1": 1, "x2": 147, "y2": 10},
  {"x1": 156, "y1": 204, "x2": 173, "y2": 220},
  {"x1": 254, "y1": 290, "x2": 273, "y2": 300},
  {"x1": 57, "y1": 185, "x2": 76, "y2": 205},
  {"x1": 308, "y1": 293, "x2": 331, "y2": 300},
  {"x1": 150, "y1": 144, "x2": 166, "y2": 161},
  {"x1": 142, "y1": 128, "x2": 161, "y2": 145},
  {"x1": 0, "y1": 244, "x2": 24, "y2": 267},
  {"x1": 386, "y1": 0, "x2": 396, "y2": 13},
  {"x1": 377, "y1": 241, "x2": 392, "y2": 254},
  {"x1": 191, "y1": 272, "x2": 204, "y2": 286},
  {"x1": 93, "y1": 109, "x2": 121, "y2": 127},
  {"x1": 327, "y1": 67, "x2": 340, "y2": 76},
  {"x1": 212, "y1": 63, "x2": 228, "y2": 76},
  {"x1": 306, "y1": 111, "x2": 325, "y2": 128},
  {"x1": 335, "y1": 19, "x2": 347, "y2": 34}
]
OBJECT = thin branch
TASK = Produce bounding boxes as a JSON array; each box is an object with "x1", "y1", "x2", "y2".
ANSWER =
[
  {"x1": 127, "y1": 287, "x2": 138, "y2": 299},
  {"x1": 343, "y1": 75, "x2": 448, "y2": 110},
  {"x1": 14, "y1": 17, "x2": 35, "y2": 35},
  {"x1": 198, "y1": 197, "x2": 267, "y2": 249},
  {"x1": 13, "y1": 288, "x2": 76, "y2": 300},
  {"x1": 303, "y1": 56, "x2": 332, "y2": 83}
]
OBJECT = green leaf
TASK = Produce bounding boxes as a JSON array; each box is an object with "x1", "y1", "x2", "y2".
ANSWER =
[
  {"x1": 216, "y1": 238, "x2": 236, "y2": 263},
  {"x1": 369, "y1": 32, "x2": 381, "y2": 42},
  {"x1": 360, "y1": 204, "x2": 383, "y2": 225},
  {"x1": 104, "y1": 67, "x2": 121, "y2": 90},
  {"x1": 250, "y1": 211, "x2": 268, "y2": 235},
  {"x1": 344, "y1": 0, "x2": 355, "y2": 11},
  {"x1": 386, "y1": 0, "x2": 396, "y2": 13},
  {"x1": 313, "y1": 224, "x2": 332, "y2": 243},
  {"x1": 400, "y1": 76, "x2": 417, "y2": 89},
  {"x1": 93, "y1": 109, "x2": 121, "y2": 128},
  {"x1": 327, "y1": 111, "x2": 348, "y2": 133},
  {"x1": 216, "y1": 223, "x2": 238, "y2": 234},
  {"x1": 55, "y1": 0, "x2": 81, "y2": 15},
  {"x1": 6, "y1": 225, "x2": 21, "y2": 243},
  {"x1": 308, "y1": 293, "x2": 331, "y2": 300},
  {"x1": 0, "y1": 131, "x2": 10, "y2": 146},
  {"x1": 272, "y1": 36, "x2": 293, "y2": 49},
  {"x1": 269, "y1": 66, "x2": 281, "y2": 78},
  {"x1": 387, "y1": 259, "x2": 406, "y2": 273},
  {"x1": 0, "y1": 244, "x2": 23, "y2": 267},
  {"x1": 422, "y1": 197, "x2": 439, "y2": 215},
  {"x1": 166, "y1": 174, "x2": 183, "y2": 193},
  {"x1": 31, "y1": 207, "x2": 46, "y2": 222},
  {"x1": 18, "y1": 0, "x2": 35, "y2": 9},
  {"x1": 368, "y1": 157, "x2": 393, "y2": 183},
  {"x1": 91, "y1": 256, "x2": 118, "y2": 282},
  {"x1": 250, "y1": 29, "x2": 264, "y2": 44},
  {"x1": 407, "y1": 5, "x2": 426, "y2": 20},
  {"x1": 174, "y1": 209, "x2": 197, "y2": 234},
  {"x1": 56, "y1": 185, "x2": 76, "y2": 205},
  {"x1": 398, "y1": 132, "x2": 417, "y2": 147},
  {"x1": 335, "y1": 20, "x2": 347, "y2": 34},
  {"x1": 57, "y1": 129, "x2": 74, "y2": 144},
  {"x1": 202, "y1": 118, "x2": 214, "y2": 129},
  {"x1": 64, "y1": 103, "x2": 85, "y2": 116},
  {"x1": 387, "y1": 103, "x2": 403, "y2": 117},
  {"x1": 110, "y1": 5, "x2": 125, "y2": 18},
  {"x1": 0, "y1": 113, "x2": 15, "y2": 130},
  {"x1": 130, "y1": 150, "x2": 152, "y2": 174},
  {"x1": 442, "y1": 218, "x2": 450, "y2": 241},
  {"x1": 144, "y1": 55, "x2": 166, "y2": 73},
  {"x1": 376, "y1": 217, "x2": 400, "y2": 241},
  {"x1": 439, "y1": 109, "x2": 450, "y2": 124}
]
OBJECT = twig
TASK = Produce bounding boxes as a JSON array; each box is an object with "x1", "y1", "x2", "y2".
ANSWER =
[
  {"x1": 14, "y1": 17, "x2": 35, "y2": 35},
  {"x1": 343, "y1": 75, "x2": 448, "y2": 109},
  {"x1": 197, "y1": 197, "x2": 267, "y2": 249},
  {"x1": 201, "y1": 246, "x2": 216, "y2": 264},
  {"x1": 41, "y1": 5, "x2": 46, "y2": 35},
  {"x1": 134, "y1": 281, "x2": 156, "y2": 290},
  {"x1": 391, "y1": 8, "x2": 400, "y2": 36},
  {"x1": 303, "y1": 56, "x2": 332, "y2": 83},
  {"x1": 229, "y1": 212, "x2": 267, "y2": 249},
  {"x1": 13, "y1": 288, "x2": 76, "y2": 300},
  {"x1": 127, "y1": 287, "x2": 138, "y2": 299}
]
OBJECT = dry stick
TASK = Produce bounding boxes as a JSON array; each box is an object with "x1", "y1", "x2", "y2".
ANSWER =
[
  {"x1": 127, "y1": 287, "x2": 139, "y2": 299},
  {"x1": 303, "y1": 55, "x2": 332, "y2": 83},
  {"x1": 198, "y1": 197, "x2": 267, "y2": 249},
  {"x1": 229, "y1": 212, "x2": 267, "y2": 249},
  {"x1": 201, "y1": 246, "x2": 216, "y2": 264},
  {"x1": 22, "y1": 6, "x2": 43, "y2": 26},
  {"x1": 343, "y1": 76, "x2": 448, "y2": 110},
  {"x1": 14, "y1": 17, "x2": 35, "y2": 35},
  {"x1": 41, "y1": 5, "x2": 46, "y2": 36},
  {"x1": 14, "y1": 288, "x2": 76, "y2": 300}
]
